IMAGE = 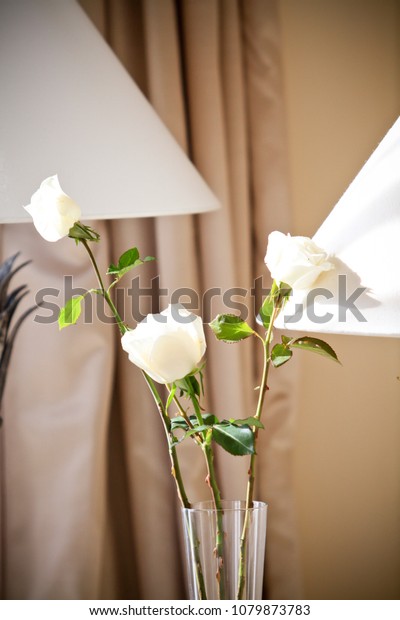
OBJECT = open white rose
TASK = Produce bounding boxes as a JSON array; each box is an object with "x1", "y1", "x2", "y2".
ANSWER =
[
  {"x1": 265, "y1": 231, "x2": 334, "y2": 290},
  {"x1": 121, "y1": 304, "x2": 206, "y2": 384},
  {"x1": 24, "y1": 175, "x2": 81, "y2": 242}
]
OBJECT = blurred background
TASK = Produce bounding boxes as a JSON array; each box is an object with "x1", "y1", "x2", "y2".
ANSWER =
[{"x1": 1, "y1": 0, "x2": 399, "y2": 601}]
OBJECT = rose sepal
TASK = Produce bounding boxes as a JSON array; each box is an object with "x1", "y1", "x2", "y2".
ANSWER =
[{"x1": 68, "y1": 222, "x2": 100, "y2": 243}]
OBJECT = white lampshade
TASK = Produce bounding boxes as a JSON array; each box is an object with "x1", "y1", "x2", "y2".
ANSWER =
[
  {"x1": 276, "y1": 117, "x2": 400, "y2": 338},
  {"x1": 0, "y1": 0, "x2": 220, "y2": 223}
]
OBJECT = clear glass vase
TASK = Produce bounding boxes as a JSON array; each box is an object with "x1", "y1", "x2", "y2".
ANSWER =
[{"x1": 181, "y1": 500, "x2": 267, "y2": 600}]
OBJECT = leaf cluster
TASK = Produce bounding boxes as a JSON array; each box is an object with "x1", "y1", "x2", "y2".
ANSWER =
[
  {"x1": 58, "y1": 247, "x2": 154, "y2": 329},
  {"x1": 209, "y1": 296, "x2": 340, "y2": 370},
  {"x1": 170, "y1": 413, "x2": 263, "y2": 456},
  {"x1": 107, "y1": 247, "x2": 154, "y2": 281}
]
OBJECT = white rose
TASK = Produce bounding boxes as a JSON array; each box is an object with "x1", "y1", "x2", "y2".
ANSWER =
[
  {"x1": 121, "y1": 304, "x2": 206, "y2": 384},
  {"x1": 265, "y1": 231, "x2": 334, "y2": 290},
  {"x1": 24, "y1": 175, "x2": 81, "y2": 242}
]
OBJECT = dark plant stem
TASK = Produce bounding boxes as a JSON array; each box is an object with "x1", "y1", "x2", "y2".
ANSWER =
[
  {"x1": 146, "y1": 377, "x2": 209, "y2": 600},
  {"x1": 81, "y1": 240, "x2": 192, "y2": 508},
  {"x1": 143, "y1": 373, "x2": 190, "y2": 507},
  {"x1": 190, "y1": 396, "x2": 226, "y2": 600},
  {"x1": 172, "y1": 393, "x2": 205, "y2": 447},
  {"x1": 80, "y1": 237, "x2": 209, "y2": 598},
  {"x1": 236, "y1": 302, "x2": 280, "y2": 599},
  {"x1": 81, "y1": 240, "x2": 127, "y2": 335}
]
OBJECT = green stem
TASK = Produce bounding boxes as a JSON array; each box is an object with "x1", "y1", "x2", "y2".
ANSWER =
[
  {"x1": 81, "y1": 239, "x2": 127, "y2": 335},
  {"x1": 190, "y1": 396, "x2": 226, "y2": 600},
  {"x1": 143, "y1": 373, "x2": 190, "y2": 509},
  {"x1": 80, "y1": 236, "x2": 188, "y2": 503},
  {"x1": 171, "y1": 392, "x2": 203, "y2": 445},
  {"x1": 236, "y1": 294, "x2": 280, "y2": 600},
  {"x1": 78, "y1": 234, "x2": 208, "y2": 598},
  {"x1": 203, "y1": 443, "x2": 226, "y2": 599},
  {"x1": 164, "y1": 385, "x2": 208, "y2": 600}
]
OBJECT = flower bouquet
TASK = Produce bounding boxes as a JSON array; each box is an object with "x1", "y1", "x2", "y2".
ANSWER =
[{"x1": 24, "y1": 175, "x2": 340, "y2": 600}]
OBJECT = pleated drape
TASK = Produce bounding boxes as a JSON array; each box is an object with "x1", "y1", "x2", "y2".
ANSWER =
[{"x1": 0, "y1": 0, "x2": 301, "y2": 600}]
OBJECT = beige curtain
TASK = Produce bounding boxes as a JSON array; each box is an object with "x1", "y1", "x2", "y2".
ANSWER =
[{"x1": 1, "y1": 0, "x2": 301, "y2": 600}]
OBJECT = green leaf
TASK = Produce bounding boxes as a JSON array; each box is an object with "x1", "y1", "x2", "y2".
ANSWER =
[
  {"x1": 166, "y1": 384, "x2": 177, "y2": 412},
  {"x1": 58, "y1": 295, "x2": 84, "y2": 330},
  {"x1": 209, "y1": 314, "x2": 255, "y2": 343},
  {"x1": 170, "y1": 413, "x2": 218, "y2": 432},
  {"x1": 271, "y1": 343, "x2": 293, "y2": 367},
  {"x1": 197, "y1": 413, "x2": 218, "y2": 426},
  {"x1": 107, "y1": 247, "x2": 155, "y2": 279},
  {"x1": 291, "y1": 336, "x2": 340, "y2": 363},
  {"x1": 212, "y1": 423, "x2": 255, "y2": 456},
  {"x1": 108, "y1": 247, "x2": 139, "y2": 271},
  {"x1": 199, "y1": 368, "x2": 205, "y2": 396},
  {"x1": 170, "y1": 416, "x2": 188, "y2": 431},
  {"x1": 227, "y1": 416, "x2": 264, "y2": 429},
  {"x1": 185, "y1": 425, "x2": 210, "y2": 436},
  {"x1": 171, "y1": 414, "x2": 218, "y2": 444}
]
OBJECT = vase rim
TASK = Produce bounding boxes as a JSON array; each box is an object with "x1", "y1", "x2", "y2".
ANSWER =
[{"x1": 182, "y1": 499, "x2": 267, "y2": 513}]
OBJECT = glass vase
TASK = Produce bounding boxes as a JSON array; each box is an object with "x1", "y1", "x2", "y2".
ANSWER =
[{"x1": 181, "y1": 500, "x2": 267, "y2": 600}]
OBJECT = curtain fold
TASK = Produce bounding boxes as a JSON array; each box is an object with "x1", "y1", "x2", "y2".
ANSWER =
[
  {"x1": 239, "y1": 0, "x2": 302, "y2": 599},
  {"x1": 0, "y1": 0, "x2": 301, "y2": 600}
]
